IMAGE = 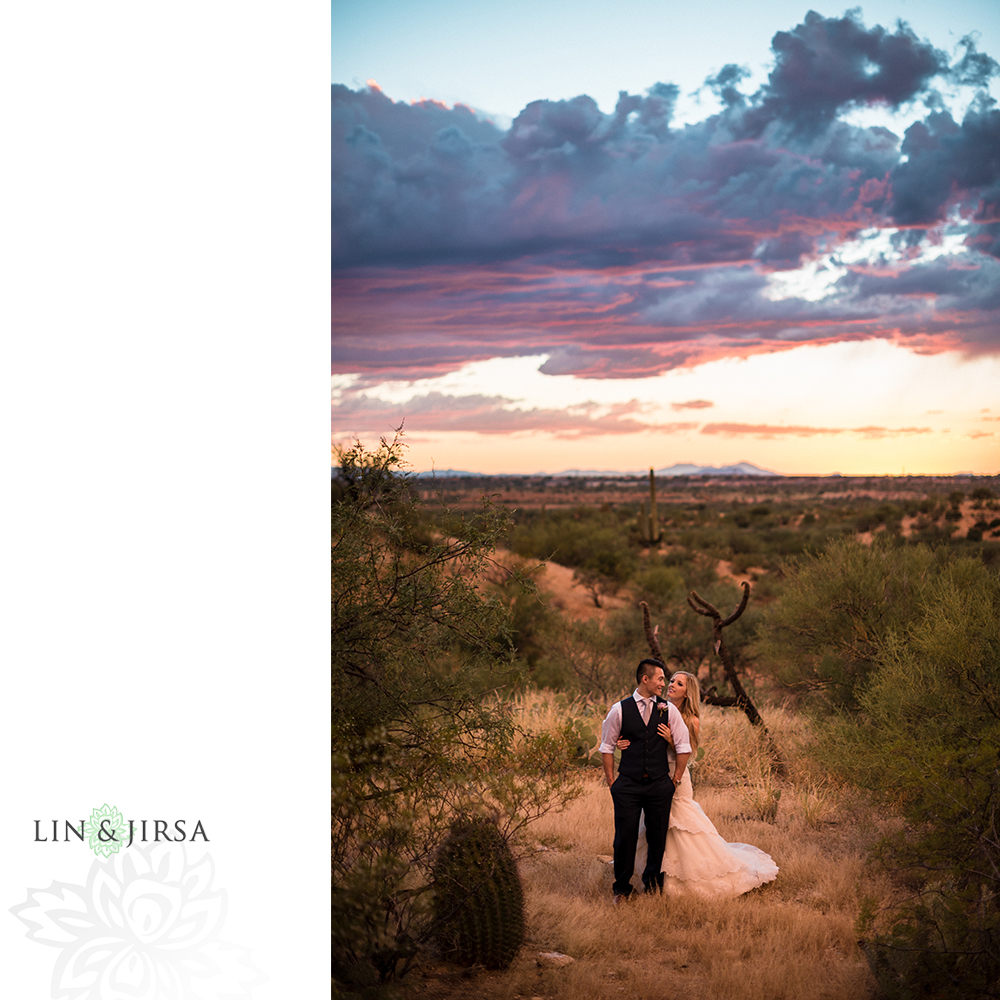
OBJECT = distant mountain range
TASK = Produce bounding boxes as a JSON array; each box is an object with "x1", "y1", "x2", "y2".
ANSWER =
[
  {"x1": 655, "y1": 462, "x2": 781, "y2": 477},
  {"x1": 410, "y1": 462, "x2": 781, "y2": 478}
]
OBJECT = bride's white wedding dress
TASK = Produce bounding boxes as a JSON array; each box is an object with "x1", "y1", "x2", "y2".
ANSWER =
[{"x1": 635, "y1": 764, "x2": 778, "y2": 898}]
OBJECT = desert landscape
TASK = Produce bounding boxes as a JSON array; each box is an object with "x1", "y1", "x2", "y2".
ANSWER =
[{"x1": 333, "y1": 447, "x2": 1000, "y2": 1000}]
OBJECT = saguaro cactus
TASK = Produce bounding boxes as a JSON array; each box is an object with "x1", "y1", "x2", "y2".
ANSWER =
[
  {"x1": 639, "y1": 468, "x2": 663, "y2": 544},
  {"x1": 431, "y1": 817, "x2": 525, "y2": 969}
]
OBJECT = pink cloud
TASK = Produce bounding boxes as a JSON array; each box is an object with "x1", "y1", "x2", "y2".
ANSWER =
[
  {"x1": 699, "y1": 422, "x2": 932, "y2": 438},
  {"x1": 671, "y1": 400, "x2": 714, "y2": 410},
  {"x1": 331, "y1": 390, "x2": 698, "y2": 439},
  {"x1": 333, "y1": 13, "x2": 1000, "y2": 390}
]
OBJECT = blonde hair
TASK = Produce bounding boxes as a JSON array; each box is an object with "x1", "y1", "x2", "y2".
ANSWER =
[{"x1": 671, "y1": 671, "x2": 701, "y2": 752}]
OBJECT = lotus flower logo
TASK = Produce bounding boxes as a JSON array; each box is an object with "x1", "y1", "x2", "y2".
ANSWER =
[
  {"x1": 11, "y1": 844, "x2": 266, "y2": 998},
  {"x1": 86, "y1": 802, "x2": 128, "y2": 857}
]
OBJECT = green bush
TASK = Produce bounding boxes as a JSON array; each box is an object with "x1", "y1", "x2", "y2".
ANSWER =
[
  {"x1": 632, "y1": 563, "x2": 685, "y2": 609},
  {"x1": 332, "y1": 439, "x2": 578, "y2": 987},
  {"x1": 831, "y1": 563, "x2": 1000, "y2": 998},
  {"x1": 753, "y1": 536, "x2": 939, "y2": 709},
  {"x1": 758, "y1": 539, "x2": 1000, "y2": 997},
  {"x1": 535, "y1": 609, "x2": 647, "y2": 700}
]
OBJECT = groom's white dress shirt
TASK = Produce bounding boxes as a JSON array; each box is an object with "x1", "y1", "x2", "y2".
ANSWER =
[{"x1": 598, "y1": 689, "x2": 691, "y2": 756}]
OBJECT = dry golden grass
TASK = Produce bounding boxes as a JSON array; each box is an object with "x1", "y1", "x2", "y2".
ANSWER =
[{"x1": 402, "y1": 692, "x2": 892, "y2": 1000}]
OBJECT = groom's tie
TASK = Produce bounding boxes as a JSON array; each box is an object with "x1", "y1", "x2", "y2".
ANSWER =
[{"x1": 639, "y1": 697, "x2": 650, "y2": 725}]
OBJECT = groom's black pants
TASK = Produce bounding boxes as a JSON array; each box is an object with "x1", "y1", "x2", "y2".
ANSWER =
[{"x1": 610, "y1": 772, "x2": 674, "y2": 896}]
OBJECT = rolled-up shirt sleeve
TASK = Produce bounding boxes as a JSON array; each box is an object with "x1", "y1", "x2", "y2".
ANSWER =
[
  {"x1": 598, "y1": 701, "x2": 624, "y2": 754},
  {"x1": 667, "y1": 703, "x2": 691, "y2": 754}
]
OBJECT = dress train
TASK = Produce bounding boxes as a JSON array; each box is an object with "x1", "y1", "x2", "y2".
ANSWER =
[{"x1": 634, "y1": 766, "x2": 778, "y2": 898}]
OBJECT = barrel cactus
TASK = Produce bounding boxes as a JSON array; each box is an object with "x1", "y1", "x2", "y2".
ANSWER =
[{"x1": 431, "y1": 817, "x2": 525, "y2": 969}]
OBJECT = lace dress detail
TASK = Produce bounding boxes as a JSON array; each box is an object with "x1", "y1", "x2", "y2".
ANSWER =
[{"x1": 635, "y1": 766, "x2": 778, "y2": 898}]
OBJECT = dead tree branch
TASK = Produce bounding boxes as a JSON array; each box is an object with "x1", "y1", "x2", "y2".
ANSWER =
[
  {"x1": 640, "y1": 601, "x2": 664, "y2": 662},
  {"x1": 685, "y1": 583, "x2": 783, "y2": 771},
  {"x1": 686, "y1": 583, "x2": 761, "y2": 724}
]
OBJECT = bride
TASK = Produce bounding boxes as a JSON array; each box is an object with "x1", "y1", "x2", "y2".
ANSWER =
[{"x1": 620, "y1": 671, "x2": 778, "y2": 898}]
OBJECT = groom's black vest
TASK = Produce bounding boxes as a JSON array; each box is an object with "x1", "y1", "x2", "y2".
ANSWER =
[{"x1": 618, "y1": 697, "x2": 670, "y2": 781}]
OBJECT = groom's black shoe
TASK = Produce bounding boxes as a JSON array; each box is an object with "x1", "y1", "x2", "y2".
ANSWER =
[
  {"x1": 612, "y1": 892, "x2": 632, "y2": 906},
  {"x1": 642, "y1": 877, "x2": 664, "y2": 895}
]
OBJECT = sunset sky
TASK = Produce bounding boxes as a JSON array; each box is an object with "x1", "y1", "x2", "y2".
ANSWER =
[{"x1": 332, "y1": 1, "x2": 1000, "y2": 475}]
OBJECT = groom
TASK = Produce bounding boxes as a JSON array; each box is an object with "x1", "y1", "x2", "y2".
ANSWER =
[{"x1": 600, "y1": 658, "x2": 691, "y2": 900}]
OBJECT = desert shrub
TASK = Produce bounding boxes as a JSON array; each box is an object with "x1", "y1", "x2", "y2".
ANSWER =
[
  {"x1": 507, "y1": 688, "x2": 609, "y2": 770},
  {"x1": 631, "y1": 562, "x2": 685, "y2": 610},
  {"x1": 331, "y1": 438, "x2": 579, "y2": 987},
  {"x1": 535, "y1": 608, "x2": 646, "y2": 701},
  {"x1": 662, "y1": 546, "x2": 695, "y2": 568},
  {"x1": 911, "y1": 521, "x2": 958, "y2": 544},
  {"x1": 752, "y1": 536, "x2": 940, "y2": 709},
  {"x1": 508, "y1": 507, "x2": 627, "y2": 566},
  {"x1": 483, "y1": 559, "x2": 555, "y2": 670},
  {"x1": 508, "y1": 508, "x2": 637, "y2": 607},
  {"x1": 819, "y1": 560, "x2": 1000, "y2": 998},
  {"x1": 728, "y1": 529, "x2": 761, "y2": 555}
]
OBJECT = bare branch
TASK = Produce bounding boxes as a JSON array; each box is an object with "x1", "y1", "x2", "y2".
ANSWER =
[
  {"x1": 686, "y1": 590, "x2": 717, "y2": 617},
  {"x1": 721, "y1": 581, "x2": 751, "y2": 627},
  {"x1": 640, "y1": 601, "x2": 664, "y2": 661}
]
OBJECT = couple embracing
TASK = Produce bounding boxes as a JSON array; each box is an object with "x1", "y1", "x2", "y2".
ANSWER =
[{"x1": 600, "y1": 658, "x2": 778, "y2": 902}]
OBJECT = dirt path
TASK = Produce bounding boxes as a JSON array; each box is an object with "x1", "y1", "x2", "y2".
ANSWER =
[{"x1": 489, "y1": 548, "x2": 632, "y2": 621}]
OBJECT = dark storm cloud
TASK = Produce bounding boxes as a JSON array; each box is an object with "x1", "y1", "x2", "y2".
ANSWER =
[
  {"x1": 889, "y1": 98, "x2": 1000, "y2": 257},
  {"x1": 333, "y1": 13, "x2": 923, "y2": 271},
  {"x1": 333, "y1": 10, "x2": 1000, "y2": 378},
  {"x1": 738, "y1": 10, "x2": 948, "y2": 137}
]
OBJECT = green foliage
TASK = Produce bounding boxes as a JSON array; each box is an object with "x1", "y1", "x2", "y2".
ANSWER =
[
  {"x1": 483, "y1": 559, "x2": 554, "y2": 670},
  {"x1": 534, "y1": 610, "x2": 645, "y2": 700},
  {"x1": 631, "y1": 563, "x2": 685, "y2": 609},
  {"x1": 856, "y1": 503, "x2": 903, "y2": 533},
  {"x1": 753, "y1": 536, "x2": 939, "y2": 708},
  {"x1": 792, "y1": 551, "x2": 1000, "y2": 997},
  {"x1": 431, "y1": 817, "x2": 525, "y2": 969},
  {"x1": 508, "y1": 505, "x2": 638, "y2": 608},
  {"x1": 509, "y1": 506, "x2": 628, "y2": 567},
  {"x1": 332, "y1": 438, "x2": 579, "y2": 987}
]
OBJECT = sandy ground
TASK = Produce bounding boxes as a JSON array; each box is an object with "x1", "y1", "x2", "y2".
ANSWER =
[{"x1": 490, "y1": 550, "x2": 632, "y2": 621}]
